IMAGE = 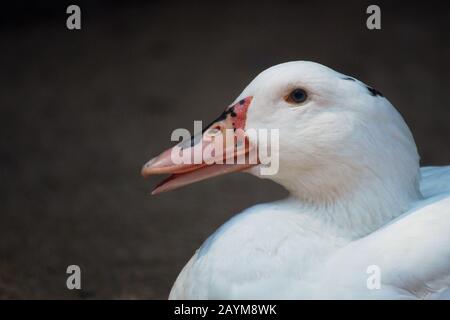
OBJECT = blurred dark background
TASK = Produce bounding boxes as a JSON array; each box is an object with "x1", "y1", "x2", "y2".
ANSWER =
[{"x1": 0, "y1": 0, "x2": 449, "y2": 299}]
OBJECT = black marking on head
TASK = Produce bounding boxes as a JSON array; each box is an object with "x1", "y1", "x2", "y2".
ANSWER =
[
  {"x1": 342, "y1": 76, "x2": 383, "y2": 97},
  {"x1": 366, "y1": 85, "x2": 383, "y2": 97}
]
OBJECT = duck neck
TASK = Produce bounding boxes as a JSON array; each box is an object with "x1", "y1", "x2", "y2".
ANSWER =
[{"x1": 275, "y1": 161, "x2": 422, "y2": 239}]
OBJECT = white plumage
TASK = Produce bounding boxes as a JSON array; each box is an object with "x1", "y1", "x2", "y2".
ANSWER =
[
  {"x1": 146, "y1": 61, "x2": 450, "y2": 299},
  {"x1": 170, "y1": 166, "x2": 450, "y2": 299}
]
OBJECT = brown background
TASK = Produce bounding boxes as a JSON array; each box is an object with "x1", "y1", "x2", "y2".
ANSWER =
[{"x1": 0, "y1": 0, "x2": 449, "y2": 299}]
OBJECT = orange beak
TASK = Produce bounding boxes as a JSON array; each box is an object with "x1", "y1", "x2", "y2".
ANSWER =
[{"x1": 141, "y1": 97, "x2": 257, "y2": 195}]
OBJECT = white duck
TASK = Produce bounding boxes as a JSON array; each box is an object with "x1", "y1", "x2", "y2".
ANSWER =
[{"x1": 142, "y1": 61, "x2": 450, "y2": 299}]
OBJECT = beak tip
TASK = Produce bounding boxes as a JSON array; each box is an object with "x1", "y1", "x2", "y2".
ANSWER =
[
  {"x1": 141, "y1": 166, "x2": 150, "y2": 178},
  {"x1": 151, "y1": 187, "x2": 163, "y2": 196},
  {"x1": 141, "y1": 157, "x2": 159, "y2": 178}
]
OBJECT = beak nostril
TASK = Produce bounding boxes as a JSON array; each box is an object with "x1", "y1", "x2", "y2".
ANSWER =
[{"x1": 206, "y1": 126, "x2": 222, "y2": 137}]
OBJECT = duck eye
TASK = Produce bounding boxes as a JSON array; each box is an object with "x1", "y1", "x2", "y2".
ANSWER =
[{"x1": 286, "y1": 88, "x2": 308, "y2": 104}]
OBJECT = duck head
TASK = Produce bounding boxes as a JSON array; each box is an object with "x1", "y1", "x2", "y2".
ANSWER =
[{"x1": 142, "y1": 61, "x2": 421, "y2": 214}]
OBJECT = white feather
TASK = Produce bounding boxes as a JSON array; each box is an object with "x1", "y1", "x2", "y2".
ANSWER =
[{"x1": 168, "y1": 62, "x2": 450, "y2": 299}]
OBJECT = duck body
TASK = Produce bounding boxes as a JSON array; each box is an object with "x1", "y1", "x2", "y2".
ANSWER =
[
  {"x1": 170, "y1": 199, "x2": 350, "y2": 299},
  {"x1": 170, "y1": 166, "x2": 450, "y2": 299}
]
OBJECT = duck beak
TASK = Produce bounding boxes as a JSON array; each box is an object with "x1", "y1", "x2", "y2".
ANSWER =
[{"x1": 141, "y1": 97, "x2": 257, "y2": 195}]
